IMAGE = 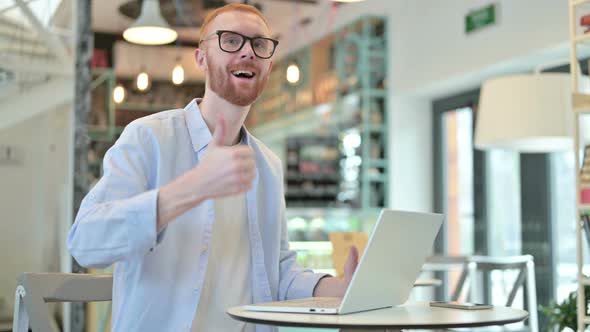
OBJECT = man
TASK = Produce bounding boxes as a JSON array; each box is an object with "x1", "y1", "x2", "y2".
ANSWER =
[{"x1": 68, "y1": 3, "x2": 358, "y2": 332}]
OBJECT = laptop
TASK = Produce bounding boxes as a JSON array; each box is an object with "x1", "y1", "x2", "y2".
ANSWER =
[{"x1": 243, "y1": 209, "x2": 443, "y2": 315}]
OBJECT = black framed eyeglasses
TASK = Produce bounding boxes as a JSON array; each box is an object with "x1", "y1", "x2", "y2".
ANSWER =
[{"x1": 200, "y1": 30, "x2": 279, "y2": 59}]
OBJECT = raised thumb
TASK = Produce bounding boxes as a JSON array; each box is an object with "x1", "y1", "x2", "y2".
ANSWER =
[
  {"x1": 211, "y1": 112, "x2": 226, "y2": 146},
  {"x1": 344, "y1": 246, "x2": 359, "y2": 283}
]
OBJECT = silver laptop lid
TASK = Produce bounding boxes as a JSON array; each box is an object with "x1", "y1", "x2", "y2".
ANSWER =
[{"x1": 338, "y1": 209, "x2": 443, "y2": 314}]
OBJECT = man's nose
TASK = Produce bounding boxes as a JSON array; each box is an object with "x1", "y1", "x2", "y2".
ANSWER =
[{"x1": 239, "y1": 41, "x2": 255, "y2": 60}]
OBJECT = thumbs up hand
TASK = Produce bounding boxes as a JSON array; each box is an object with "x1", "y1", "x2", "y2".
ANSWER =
[
  {"x1": 155, "y1": 112, "x2": 256, "y2": 230},
  {"x1": 186, "y1": 112, "x2": 256, "y2": 200}
]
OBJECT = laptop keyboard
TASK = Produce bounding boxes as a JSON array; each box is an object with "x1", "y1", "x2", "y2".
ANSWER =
[{"x1": 258, "y1": 297, "x2": 342, "y2": 308}]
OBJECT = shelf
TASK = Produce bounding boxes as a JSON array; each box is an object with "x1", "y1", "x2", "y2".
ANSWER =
[
  {"x1": 364, "y1": 125, "x2": 386, "y2": 133},
  {"x1": 367, "y1": 174, "x2": 388, "y2": 182},
  {"x1": 286, "y1": 191, "x2": 338, "y2": 198},
  {"x1": 286, "y1": 173, "x2": 340, "y2": 182},
  {"x1": 286, "y1": 160, "x2": 339, "y2": 167},
  {"x1": 580, "y1": 204, "x2": 590, "y2": 212},
  {"x1": 366, "y1": 159, "x2": 388, "y2": 168},
  {"x1": 573, "y1": 93, "x2": 590, "y2": 113},
  {"x1": 363, "y1": 89, "x2": 387, "y2": 98},
  {"x1": 290, "y1": 241, "x2": 333, "y2": 251}
]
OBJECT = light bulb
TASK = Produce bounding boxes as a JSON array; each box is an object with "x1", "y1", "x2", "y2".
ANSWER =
[
  {"x1": 137, "y1": 71, "x2": 149, "y2": 91},
  {"x1": 113, "y1": 85, "x2": 126, "y2": 104},
  {"x1": 172, "y1": 63, "x2": 184, "y2": 85},
  {"x1": 286, "y1": 63, "x2": 300, "y2": 84}
]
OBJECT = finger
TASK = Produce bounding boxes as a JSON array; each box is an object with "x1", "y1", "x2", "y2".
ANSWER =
[
  {"x1": 344, "y1": 246, "x2": 359, "y2": 282},
  {"x1": 231, "y1": 180, "x2": 253, "y2": 195},
  {"x1": 351, "y1": 246, "x2": 359, "y2": 263},
  {"x1": 231, "y1": 146, "x2": 255, "y2": 160},
  {"x1": 237, "y1": 159, "x2": 256, "y2": 173},
  {"x1": 237, "y1": 171, "x2": 255, "y2": 185},
  {"x1": 211, "y1": 112, "x2": 226, "y2": 146}
]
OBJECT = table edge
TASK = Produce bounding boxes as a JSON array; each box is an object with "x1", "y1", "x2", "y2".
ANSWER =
[{"x1": 227, "y1": 309, "x2": 529, "y2": 330}]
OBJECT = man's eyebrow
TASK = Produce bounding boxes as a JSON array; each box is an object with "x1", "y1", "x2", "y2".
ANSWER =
[
  {"x1": 247, "y1": 30, "x2": 271, "y2": 38},
  {"x1": 223, "y1": 29, "x2": 270, "y2": 38},
  {"x1": 252, "y1": 33, "x2": 266, "y2": 38}
]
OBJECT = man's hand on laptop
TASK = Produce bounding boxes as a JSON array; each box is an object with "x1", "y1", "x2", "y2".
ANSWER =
[{"x1": 312, "y1": 246, "x2": 359, "y2": 297}]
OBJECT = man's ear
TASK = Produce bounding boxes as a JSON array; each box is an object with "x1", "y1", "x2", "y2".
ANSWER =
[{"x1": 195, "y1": 48, "x2": 207, "y2": 73}]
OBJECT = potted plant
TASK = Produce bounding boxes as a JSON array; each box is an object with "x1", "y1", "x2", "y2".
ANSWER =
[{"x1": 541, "y1": 286, "x2": 590, "y2": 331}]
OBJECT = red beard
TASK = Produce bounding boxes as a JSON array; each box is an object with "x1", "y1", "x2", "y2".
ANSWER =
[{"x1": 207, "y1": 55, "x2": 269, "y2": 106}]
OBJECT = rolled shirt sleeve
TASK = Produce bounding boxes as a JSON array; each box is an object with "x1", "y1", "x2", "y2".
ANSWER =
[
  {"x1": 279, "y1": 248, "x2": 331, "y2": 300},
  {"x1": 67, "y1": 122, "x2": 161, "y2": 268}
]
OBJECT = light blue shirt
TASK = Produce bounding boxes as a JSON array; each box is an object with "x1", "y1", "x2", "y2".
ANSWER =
[{"x1": 67, "y1": 99, "x2": 328, "y2": 332}]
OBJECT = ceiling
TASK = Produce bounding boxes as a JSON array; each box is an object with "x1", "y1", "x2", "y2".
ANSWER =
[
  {"x1": 92, "y1": 0, "x2": 337, "y2": 81},
  {"x1": 0, "y1": 0, "x2": 340, "y2": 84},
  {"x1": 92, "y1": 0, "x2": 328, "y2": 42}
]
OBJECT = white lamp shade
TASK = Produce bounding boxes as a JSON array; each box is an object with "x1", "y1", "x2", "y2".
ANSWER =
[
  {"x1": 123, "y1": 0, "x2": 177, "y2": 45},
  {"x1": 475, "y1": 74, "x2": 575, "y2": 152}
]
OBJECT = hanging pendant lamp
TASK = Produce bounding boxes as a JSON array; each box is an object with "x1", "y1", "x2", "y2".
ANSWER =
[{"x1": 123, "y1": 0, "x2": 178, "y2": 45}]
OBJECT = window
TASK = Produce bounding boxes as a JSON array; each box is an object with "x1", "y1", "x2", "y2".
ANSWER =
[{"x1": 442, "y1": 107, "x2": 475, "y2": 256}]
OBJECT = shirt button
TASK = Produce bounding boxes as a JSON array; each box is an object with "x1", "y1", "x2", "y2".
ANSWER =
[{"x1": 201, "y1": 244, "x2": 208, "y2": 253}]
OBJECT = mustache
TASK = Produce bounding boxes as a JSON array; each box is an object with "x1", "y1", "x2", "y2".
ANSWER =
[{"x1": 228, "y1": 62, "x2": 259, "y2": 73}]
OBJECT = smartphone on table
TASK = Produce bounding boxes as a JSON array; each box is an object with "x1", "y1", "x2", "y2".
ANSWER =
[{"x1": 429, "y1": 301, "x2": 493, "y2": 310}]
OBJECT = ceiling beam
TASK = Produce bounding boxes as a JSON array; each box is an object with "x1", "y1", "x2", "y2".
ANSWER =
[
  {"x1": 0, "y1": 0, "x2": 37, "y2": 16},
  {"x1": 0, "y1": 77, "x2": 72, "y2": 131},
  {"x1": 14, "y1": 0, "x2": 72, "y2": 62},
  {"x1": 95, "y1": 31, "x2": 200, "y2": 49}
]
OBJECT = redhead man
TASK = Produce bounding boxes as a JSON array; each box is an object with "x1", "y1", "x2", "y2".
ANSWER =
[{"x1": 68, "y1": 4, "x2": 358, "y2": 332}]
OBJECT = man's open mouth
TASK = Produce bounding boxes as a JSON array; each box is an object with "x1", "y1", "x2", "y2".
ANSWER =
[{"x1": 231, "y1": 70, "x2": 256, "y2": 79}]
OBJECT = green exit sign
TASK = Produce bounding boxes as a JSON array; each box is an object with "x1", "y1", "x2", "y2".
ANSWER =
[{"x1": 465, "y1": 4, "x2": 497, "y2": 34}]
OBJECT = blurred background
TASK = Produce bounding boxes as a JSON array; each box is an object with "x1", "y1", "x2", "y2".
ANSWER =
[{"x1": 2, "y1": 0, "x2": 590, "y2": 331}]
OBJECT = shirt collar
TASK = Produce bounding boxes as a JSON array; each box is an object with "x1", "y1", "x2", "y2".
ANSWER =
[{"x1": 184, "y1": 98, "x2": 251, "y2": 153}]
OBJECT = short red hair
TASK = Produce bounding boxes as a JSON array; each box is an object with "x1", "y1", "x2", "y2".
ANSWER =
[{"x1": 199, "y1": 4, "x2": 271, "y2": 40}]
